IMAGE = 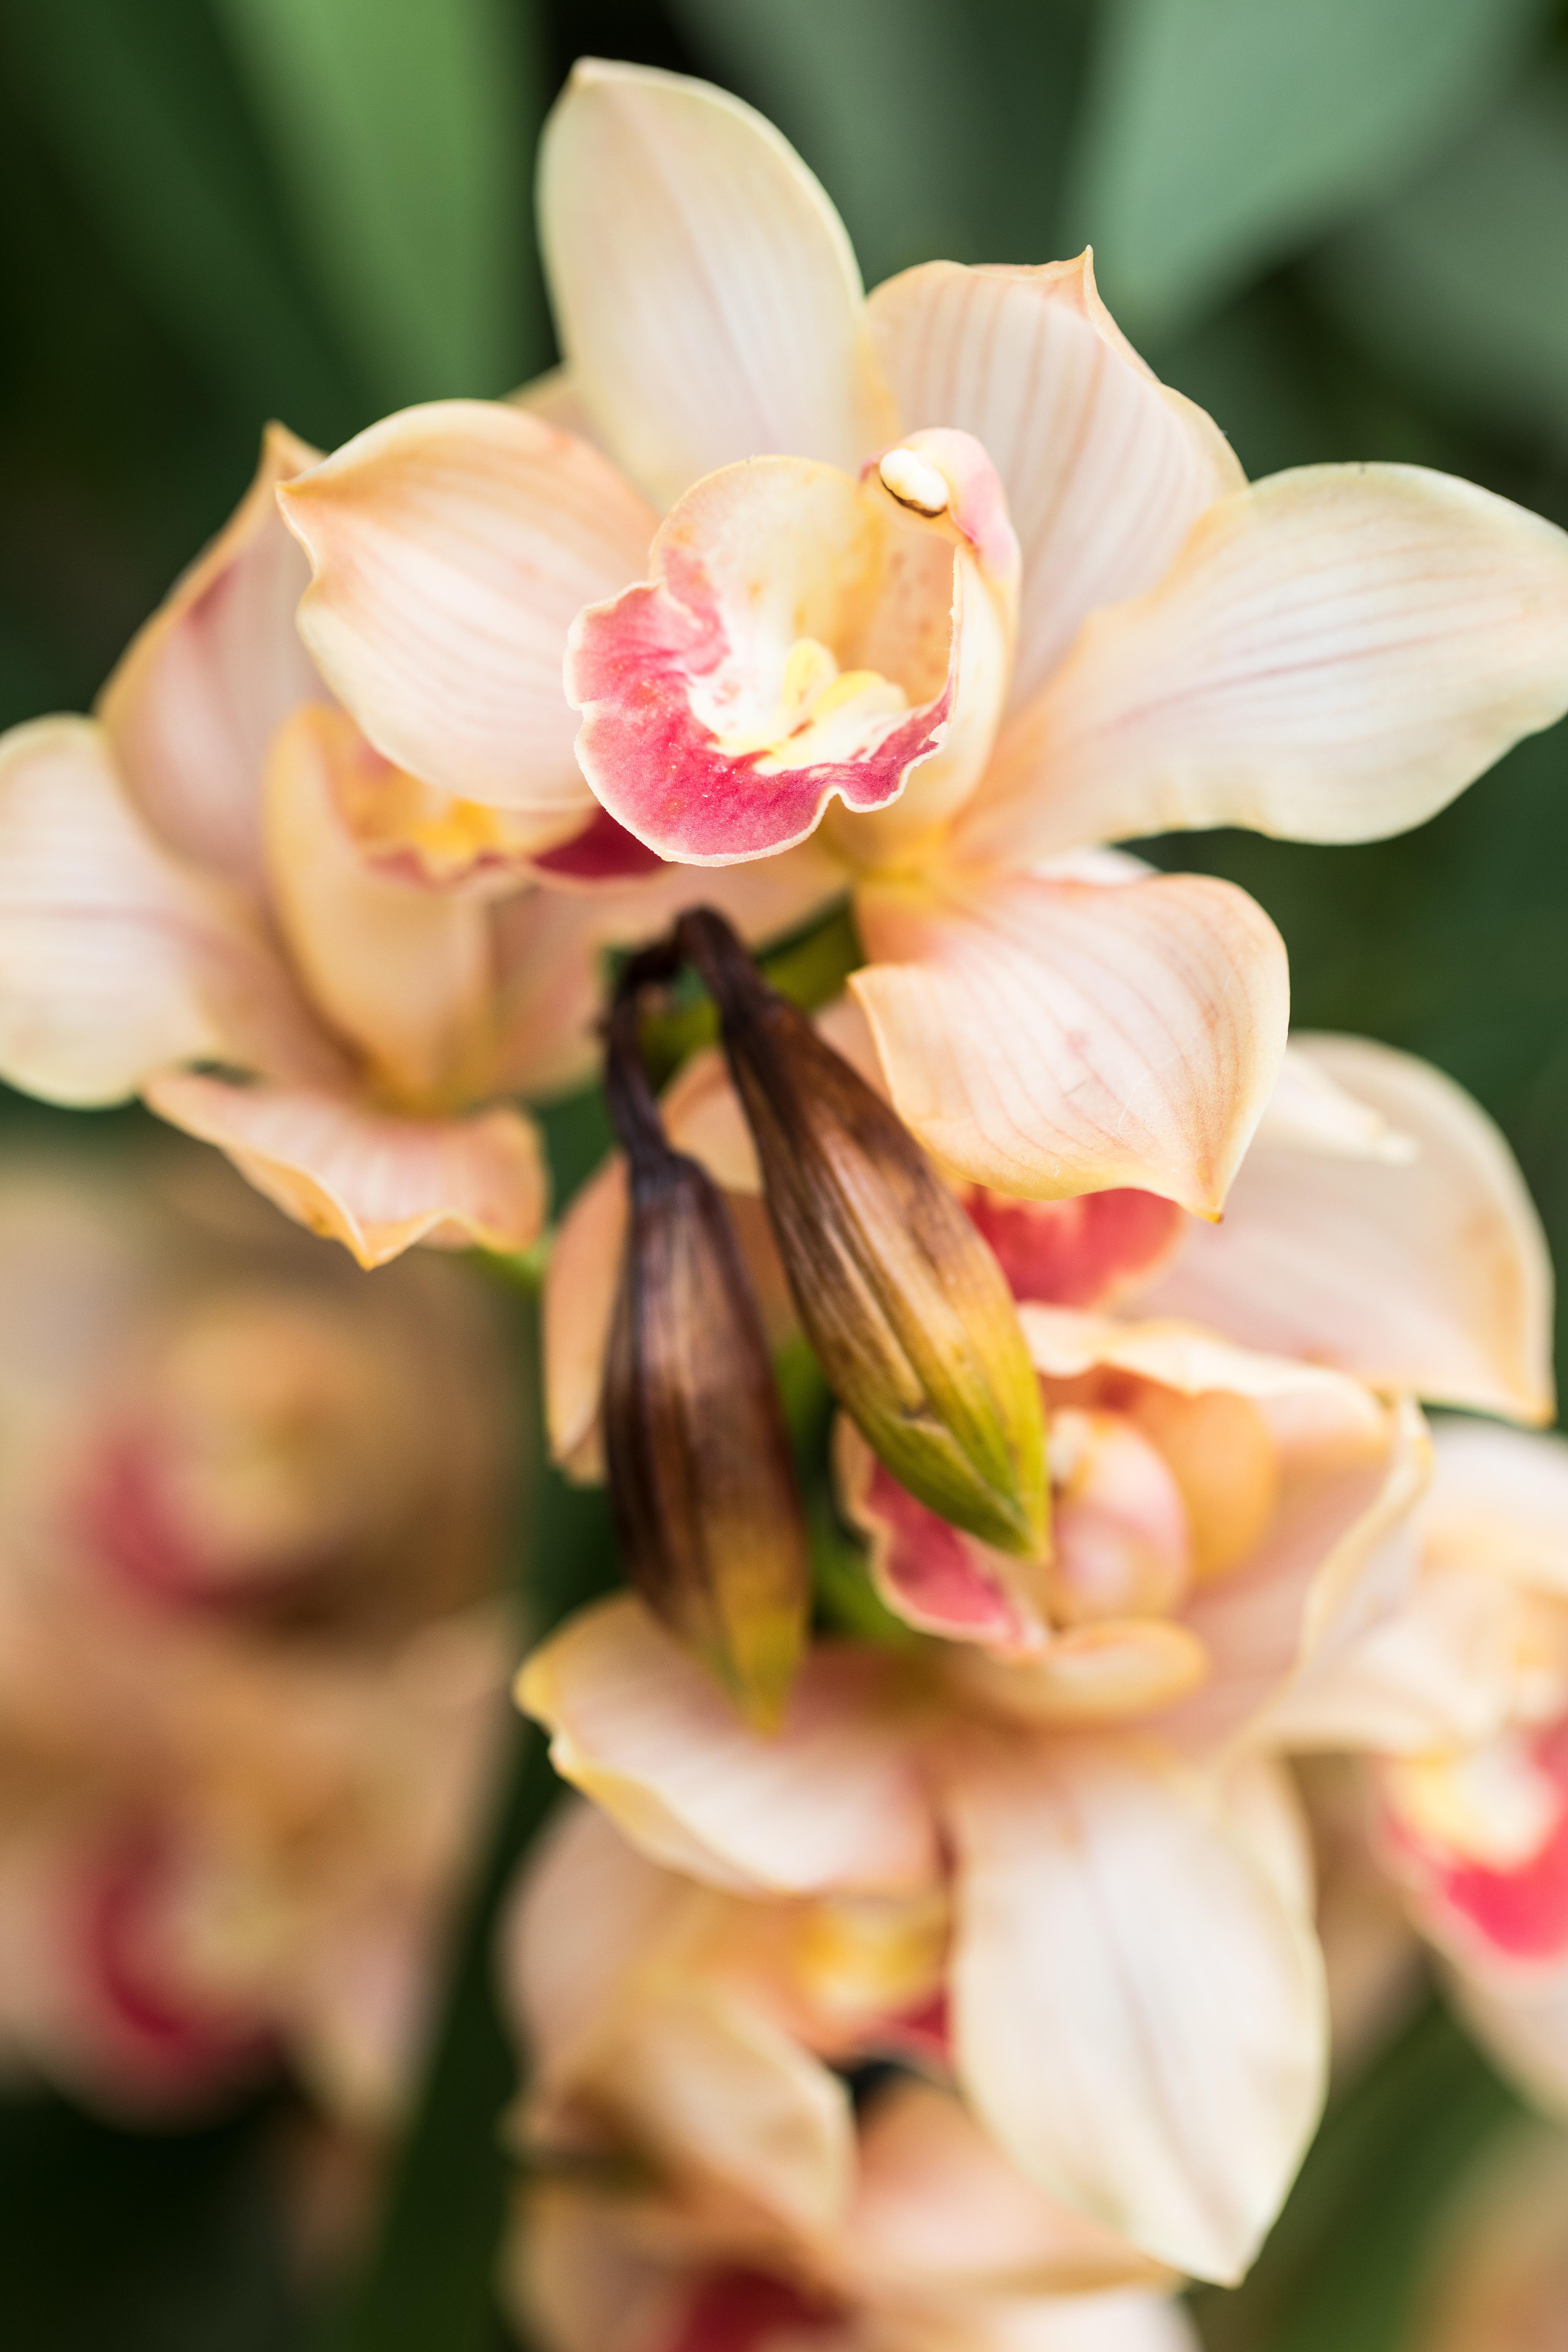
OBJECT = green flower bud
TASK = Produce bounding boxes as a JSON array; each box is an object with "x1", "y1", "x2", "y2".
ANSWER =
[
  {"x1": 601, "y1": 988, "x2": 810, "y2": 1730},
  {"x1": 677, "y1": 908, "x2": 1048, "y2": 1561}
]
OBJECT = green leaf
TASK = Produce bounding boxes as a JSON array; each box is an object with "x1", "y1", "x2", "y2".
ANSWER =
[
  {"x1": 0, "y1": 0, "x2": 351, "y2": 435},
  {"x1": 667, "y1": 0, "x2": 1087, "y2": 285},
  {"x1": 1309, "y1": 70, "x2": 1568, "y2": 462},
  {"x1": 1067, "y1": 0, "x2": 1549, "y2": 339},
  {"x1": 213, "y1": 0, "x2": 545, "y2": 412}
]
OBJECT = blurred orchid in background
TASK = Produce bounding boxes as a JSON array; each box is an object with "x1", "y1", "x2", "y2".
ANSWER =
[{"x1": 0, "y1": 1145, "x2": 516, "y2": 2118}]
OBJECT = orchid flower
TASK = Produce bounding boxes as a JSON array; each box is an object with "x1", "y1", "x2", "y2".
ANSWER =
[
  {"x1": 280, "y1": 59, "x2": 1568, "y2": 1224},
  {"x1": 1294, "y1": 1418, "x2": 1568, "y2": 2119},
  {"x1": 0, "y1": 1150, "x2": 515, "y2": 2118},
  {"x1": 0, "y1": 430, "x2": 825, "y2": 1266},
  {"x1": 496, "y1": 1799, "x2": 1197, "y2": 2352}
]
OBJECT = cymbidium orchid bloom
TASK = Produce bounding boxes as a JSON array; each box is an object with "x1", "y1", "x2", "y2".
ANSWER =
[
  {"x1": 523, "y1": 1005, "x2": 1554, "y2": 2279},
  {"x1": 0, "y1": 428, "x2": 825, "y2": 1267},
  {"x1": 278, "y1": 58, "x2": 1568, "y2": 1226},
  {"x1": 496, "y1": 1798, "x2": 1197, "y2": 2352},
  {"x1": 1294, "y1": 1418, "x2": 1568, "y2": 2121},
  {"x1": 0, "y1": 1148, "x2": 515, "y2": 2117}
]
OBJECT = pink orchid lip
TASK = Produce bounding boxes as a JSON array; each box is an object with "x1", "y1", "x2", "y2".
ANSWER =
[
  {"x1": 664, "y1": 2270, "x2": 843, "y2": 2352},
  {"x1": 564, "y1": 450, "x2": 1002, "y2": 867},
  {"x1": 530, "y1": 804, "x2": 665, "y2": 882},
  {"x1": 1385, "y1": 1717, "x2": 1568, "y2": 1966},
  {"x1": 78, "y1": 1827, "x2": 274, "y2": 2094}
]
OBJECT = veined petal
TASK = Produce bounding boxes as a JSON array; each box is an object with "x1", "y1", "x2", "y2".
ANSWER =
[
  {"x1": 942, "y1": 1737, "x2": 1326, "y2": 2283},
  {"x1": 143, "y1": 1072, "x2": 546, "y2": 1268},
  {"x1": 843, "y1": 2078, "x2": 1169, "y2": 2299},
  {"x1": 97, "y1": 423, "x2": 320, "y2": 889},
  {"x1": 851, "y1": 866, "x2": 1288, "y2": 1216},
  {"x1": 963, "y1": 465, "x2": 1568, "y2": 866},
  {"x1": 866, "y1": 254, "x2": 1241, "y2": 713},
  {"x1": 278, "y1": 400, "x2": 657, "y2": 824},
  {"x1": 567, "y1": 451, "x2": 1000, "y2": 865},
  {"x1": 515, "y1": 1595, "x2": 939, "y2": 1897},
  {"x1": 1134, "y1": 1035, "x2": 1554, "y2": 1423},
  {"x1": 537, "y1": 59, "x2": 895, "y2": 510},
  {"x1": 262, "y1": 706, "x2": 492, "y2": 1105},
  {"x1": 0, "y1": 716, "x2": 337, "y2": 1103}
]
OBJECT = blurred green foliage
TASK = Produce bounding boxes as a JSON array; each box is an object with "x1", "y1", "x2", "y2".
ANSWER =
[{"x1": 5, "y1": 0, "x2": 1568, "y2": 2344}]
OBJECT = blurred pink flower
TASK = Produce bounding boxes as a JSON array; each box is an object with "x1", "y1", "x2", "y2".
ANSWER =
[{"x1": 0, "y1": 1148, "x2": 515, "y2": 2119}]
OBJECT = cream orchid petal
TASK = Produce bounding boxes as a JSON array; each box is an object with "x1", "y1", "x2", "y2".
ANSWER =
[
  {"x1": 0, "y1": 716, "x2": 338, "y2": 1103},
  {"x1": 851, "y1": 866, "x2": 1288, "y2": 1216},
  {"x1": 976, "y1": 2291, "x2": 1202, "y2": 2352},
  {"x1": 515, "y1": 1594, "x2": 939, "y2": 1898},
  {"x1": 1134, "y1": 1035, "x2": 1554, "y2": 1423},
  {"x1": 866, "y1": 255, "x2": 1241, "y2": 713},
  {"x1": 543, "y1": 1155, "x2": 626, "y2": 1486},
  {"x1": 614, "y1": 1986, "x2": 856, "y2": 2235},
  {"x1": 142, "y1": 1072, "x2": 546, "y2": 1269},
  {"x1": 1421, "y1": 1417, "x2": 1568, "y2": 1601},
  {"x1": 506, "y1": 363, "x2": 606, "y2": 452},
  {"x1": 943, "y1": 1736, "x2": 1327, "y2": 2284},
  {"x1": 961, "y1": 465, "x2": 1568, "y2": 866},
  {"x1": 508, "y1": 2187, "x2": 681, "y2": 2352},
  {"x1": 843, "y1": 2079, "x2": 1170, "y2": 2299},
  {"x1": 278, "y1": 400, "x2": 658, "y2": 823},
  {"x1": 537, "y1": 59, "x2": 895, "y2": 509},
  {"x1": 263, "y1": 707, "x2": 492, "y2": 1106},
  {"x1": 1161, "y1": 1397, "x2": 1432, "y2": 1759},
  {"x1": 498, "y1": 1800, "x2": 686, "y2": 2085},
  {"x1": 98, "y1": 423, "x2": 321, "y2": 888}
]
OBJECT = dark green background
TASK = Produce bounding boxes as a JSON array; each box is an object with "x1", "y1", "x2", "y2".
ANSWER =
[{"x1": 4, "y1": 0, "x2": 1567, "y2": 2342}]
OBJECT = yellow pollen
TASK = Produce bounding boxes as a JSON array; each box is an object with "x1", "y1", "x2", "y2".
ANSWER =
[{"x1": 878, "y1": 446, "x2": 951, "y2": 517}]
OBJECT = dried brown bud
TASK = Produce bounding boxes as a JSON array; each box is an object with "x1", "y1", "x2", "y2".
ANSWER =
[
  {"x1": 677, "y1": 907, "x2": 1048, "y2": 1561},
  {"x1": 601, "y1": 988, "x2": 810, "y2": 1729}
]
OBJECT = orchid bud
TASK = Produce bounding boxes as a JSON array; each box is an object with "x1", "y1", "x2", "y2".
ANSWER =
[
  {"x1": 601, "y1": 987, "x2": 810, "y2": 1730},
  {"x1": 676, "y1": 908, "x2": 1047, "y2": 1561}
]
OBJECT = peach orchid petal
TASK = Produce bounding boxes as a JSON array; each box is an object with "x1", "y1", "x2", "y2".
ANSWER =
[
  {"x1": 278, "y1": 401, "x2": 658, "y2": 826},
  {"x1": 963, "y1": 465, "x2": 1568, "y2": 867},
  {"x1": 543, "y1": 1156, "x2": 625, "y2": 1485},
  {"x1": 0, "y1": 717, "x2": 338, "y2": 1104},
  {"x1": 944, "y1": 1623, "x2": 1214, "y2": 1728},
  {"x1": 1134, "y1": 1036, "x2": 1554, "y2": 1423},
  {"x1": 611, "y1": 1985, "x2": 857, "y2": 2237},
  {"x1": 501, "y1": 1799, "x2": 688, "y2": 2086},
  {"x1": 942, "y1": 1737, "x2": 1326, "y2": 2283},
  {"x1": 866, "y1": 255, "x2": 1242, "y2": 713},
  {"x1": 142, "y1": 1072, "x2": 546, "y2": 1269},
  {"x1": 1422, "y1": 1419, "x2": 1568, "y2": 1599},
  {"x1": 98, "y1": 423, "x2": 320, "y2": 889},
  {"x1": 844, "y1": 2080, "x2": 1171, "y2": 2299},
  {"x1": 851, "y1": 866, "x2": 1288, "y2": 1215},
  {"x1": 1165, "y1": 1398, "x2": 1431, "y2": 1759},
  {"x1": 262, "y1": 707, "x2": 491, "y2": 1107},
  {"x1": 515, "y1": 1595, "x2": 939, "y2": 1898},
  {"x1": 566, "y1": 451, "x2": 1007, "y2": 865},
  {"x1": 537, "y1": 60, "x2": 896, "y2": 510}
]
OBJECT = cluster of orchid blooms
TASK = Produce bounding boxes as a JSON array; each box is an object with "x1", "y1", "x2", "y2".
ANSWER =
[{"x1": 7, "y1": 49, "x2": 1568, "y2": 2349}]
